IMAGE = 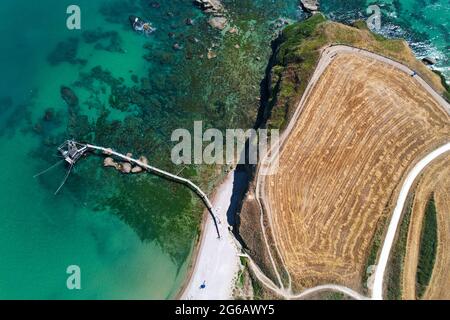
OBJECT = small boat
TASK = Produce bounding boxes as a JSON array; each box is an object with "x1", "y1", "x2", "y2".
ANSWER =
[{"x1": 129, "y1": 15, "x2": 156, "y2": 34}]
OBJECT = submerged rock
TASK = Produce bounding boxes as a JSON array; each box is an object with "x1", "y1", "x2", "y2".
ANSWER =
[
  {"x1": 229, "y1": 26, "x2": 239, "y2": 34},
  {"x1": 33, "y1": 123, "x2": 43, "y2": 134},
  {"x1": 60, "y1": 86, "x2": 79, "y2": 108},
  {"x1": 47, "y1": 38, "x2": 85, "y2": 66},
  {"x1": 150, "y1": 1, "x2": 160, "y2": 8},
  {"x1": 43, "y1": 108, "x2": 54, "y2": 122},
  {"x1": 173, "y1": 43, "x2": 183, "y2": 51},
  {"x1": 207, "y1": 49, "x2": 217, "y2": 59},
  {"x1": 82, "y1": 29, "x2": 124, "y2": 53},
  {"x1": 208, "y1": 17, "x2": 228, "y2": 30}
]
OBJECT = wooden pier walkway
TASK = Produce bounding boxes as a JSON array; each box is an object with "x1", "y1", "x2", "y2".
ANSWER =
[{"x1": 86, "y1": 144, "x2": 221, "y2": 239}]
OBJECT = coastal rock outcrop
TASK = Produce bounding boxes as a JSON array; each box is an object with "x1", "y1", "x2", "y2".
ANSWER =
[
  {"x1": 422, "y1": 57, "x2": 437, "y2": 65},
  {"x1": 103, "y1": 155, "x2": 147, "y2": 174},
  {"x1": 119, "y1": 162, "x2": 132, "y2": 173},
  {"x1": 207, "y1": 49, "x2": 217, "y2": 59},
  {"x1": 208, "y1": 17, "x2": 228, "y2": 30},
  {"x1": 103, "y1": 148, "x2": 113, "y2": 155},
  {"x1": 139, "y1": 156, "x2": 149, "y2": 166},
  {"x1": 131, "y1": 166, "x2": 143, "y2": 173},
  {"x1": 300, "y1": 0, "x2": 320, "y2": 14},
  {"x1": 228, "y1": 26, "x2": 239, "y2": 34},
  {"x1": 60, "y1": 86, "x2": 79, "y2": 108},
  {"x1": 194, "y1": 0, "x2": 224, "y2": 15},
  {"x1": 195, "y1": 0, "x2": 228, "y2": 30},
  {"x1": 104, "y1": 157, "x2": 118, "y2": 168}
]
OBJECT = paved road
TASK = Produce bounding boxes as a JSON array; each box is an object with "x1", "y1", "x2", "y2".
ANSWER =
[{"x1": 254, "y1": 45, "x2": 450, "y2": 300}]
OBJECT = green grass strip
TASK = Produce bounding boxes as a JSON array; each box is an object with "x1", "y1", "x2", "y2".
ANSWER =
[{"x1": 416, "y1": 195, "x2": 438, "y2": 298}]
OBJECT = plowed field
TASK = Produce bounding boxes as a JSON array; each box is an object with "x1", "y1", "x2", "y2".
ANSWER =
[{"x1": 262, "y1": 52, "x2": 450, "y2": 289}]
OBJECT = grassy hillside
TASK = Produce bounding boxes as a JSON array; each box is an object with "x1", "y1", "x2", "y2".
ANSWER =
[{"x1": 265, "y1": 15, "x2": 447, "y2": 131}]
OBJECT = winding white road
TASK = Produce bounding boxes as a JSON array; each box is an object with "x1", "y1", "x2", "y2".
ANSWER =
[{"x1": 372, "y1": 143, "x2": 450, "y2": 299}]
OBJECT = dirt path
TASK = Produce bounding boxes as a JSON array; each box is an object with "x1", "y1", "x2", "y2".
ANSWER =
[{"x1": 246, "y1": 256, "x2": 367, "y2": 300}]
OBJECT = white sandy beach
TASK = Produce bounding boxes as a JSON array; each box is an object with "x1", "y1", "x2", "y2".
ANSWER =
[{"x1": 180, "y1": 172, "x2": 240, "y2": 300}]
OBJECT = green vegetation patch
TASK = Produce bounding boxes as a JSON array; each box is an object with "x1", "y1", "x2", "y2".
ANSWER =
[
  {"x1": 416, "y1": 195, "x2": 438, "y2": 298},
  {"x1": 323, "y1": 291, "x2": 345, "y2": 300},
  {"x1": 236, "y1": 256, "x2": 249, "y2": 289},
  {"x1": 249, "y1": 270, "x2": 265, "y2": 300},
  {"x1": 363, "y1": 215, "x2": 387, "y2": 291},
  {"x1": 432, "y1": 70, "x2": 450, "y2": 102},
  {"x1": 265, "y1": 13, "x2": 414, "y2": 132},
  {"x1": 266, "y1": 14, "x2": 327, "y2": 130},
  {"x1": 386, "y1": 196, "x2": 413, "y2": 300},
  {"x1": 352, "y1": 20, "x2": 369, "y2": 31}
]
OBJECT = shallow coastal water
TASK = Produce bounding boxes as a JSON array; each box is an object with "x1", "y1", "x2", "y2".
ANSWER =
[
  {"x1": 0, "y1": 0, "x2": 301, "y2": 299},
  {"x1": 0, "y1": 0, "x2": 448, "y2": 299},
  {"x1": 0, "y1": 0, "x2": 195, "y2": 299}
]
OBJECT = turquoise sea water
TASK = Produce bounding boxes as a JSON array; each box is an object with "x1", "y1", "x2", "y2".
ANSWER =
[
  {"x1": 0, "y1": 0, "x2": 448, "y2": 299},
  {"x1": 0, "y1": 0, "x2": 301, "y2": 299}
]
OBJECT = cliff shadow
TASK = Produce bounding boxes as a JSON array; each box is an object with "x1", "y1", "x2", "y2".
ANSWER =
[{"x1": 229, "y1": 33, "x2": 282, "y2": 248}]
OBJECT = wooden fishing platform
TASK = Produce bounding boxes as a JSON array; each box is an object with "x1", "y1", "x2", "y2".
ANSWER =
[{"x1": 55, "y1": 140, "x2": 221, "y2": 238}]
